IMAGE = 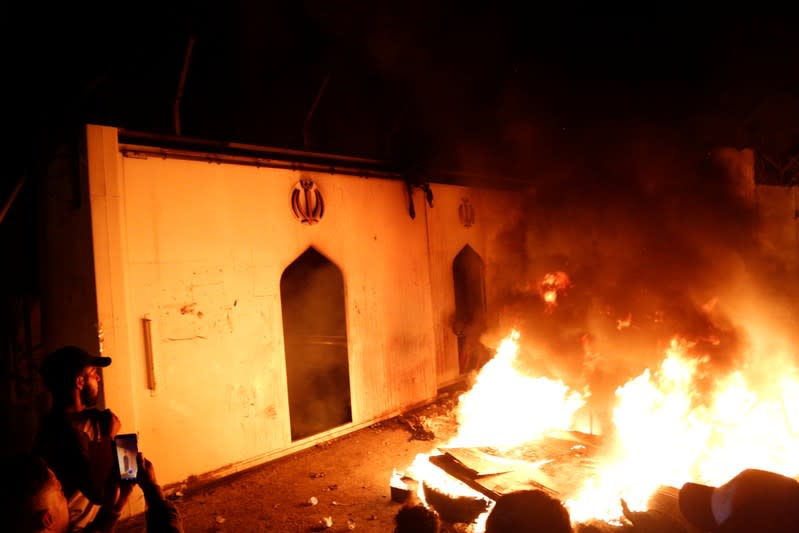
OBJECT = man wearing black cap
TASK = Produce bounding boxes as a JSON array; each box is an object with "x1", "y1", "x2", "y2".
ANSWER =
[
  {"x1": 678, "y1": 468, "x2": 799, "y2": 532},
  {"x1": 33, "y1": 346, "x2": 130, "y2": 531}
]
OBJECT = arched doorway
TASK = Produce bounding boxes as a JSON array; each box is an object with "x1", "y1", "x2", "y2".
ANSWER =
[
  {"x1": 452, "y1": 245, "x2": 488, "y2": 373},
  {"x1": 280, "y1": 247, "x2": 351, "y2": 440}
]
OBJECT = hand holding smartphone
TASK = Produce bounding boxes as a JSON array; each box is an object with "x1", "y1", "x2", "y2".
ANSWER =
[{"x1": 113, "y1": 433, "x2": 139, "y2": 481}]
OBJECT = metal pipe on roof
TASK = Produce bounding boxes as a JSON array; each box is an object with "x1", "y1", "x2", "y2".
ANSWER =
[
  {"x1": 304, "y1": 74, "x2": 331, "y2": 150},
  {"x1": 174, "y1": 35, "x2": 196, "y2": 136},
  {"x1": 117, "y1": 129, "x2": 528, "y2": 189},
  {"x1": 0, "y1": 175, "x2": 26, "y2": 225},
  {"x1": 119, "y1": 144, "x2": 401, "y2": 181}
]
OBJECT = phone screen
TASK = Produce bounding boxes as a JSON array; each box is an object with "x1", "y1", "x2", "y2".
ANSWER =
[{"x1": 114, "y1": 433, "x2": 138, "y2": 481}]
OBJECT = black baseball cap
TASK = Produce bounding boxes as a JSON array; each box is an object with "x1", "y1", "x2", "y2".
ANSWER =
[{"x1": 39, "y1": 345, "x2": 112, "y2": 391}]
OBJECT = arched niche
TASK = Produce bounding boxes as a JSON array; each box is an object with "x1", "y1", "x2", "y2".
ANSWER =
[
  {"x1": 452, "y1": 245, "x2": 488, "y2": 373},
  {"x1": 280, "y1": 247, "x2": 351, "y2": 440}
]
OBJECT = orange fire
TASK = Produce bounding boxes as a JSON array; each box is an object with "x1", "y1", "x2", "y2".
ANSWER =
[
  {"x1": 616, "y1": 313, "x2": 632, "y2": 331},
  {"x1": 449, "y1": 331, "x2": 587, "y2": 449},
  {"x1": 400, "y1": 329, "x2": 799, "y2": 529},
  {"x1": 400, "y1": 332, "x2": 587, "y2": 518},
  {"x1": 568, "y1": 338, "x2": 799, "y2": 522},
  {"x1": 538, "y1": 272, "x2": 572, "y2": 311}
]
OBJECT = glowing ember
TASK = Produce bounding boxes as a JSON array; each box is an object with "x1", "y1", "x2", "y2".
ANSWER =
[
  {"x1": 616, "y1": 313, "x2": 632, "y2": 331},
  {"x1": 537, "y1": 272, "x2": 572, "y2": 311}
]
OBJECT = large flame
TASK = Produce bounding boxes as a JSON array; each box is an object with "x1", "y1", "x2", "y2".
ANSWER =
[
  {"x1": 402, "y1": 331, "x2": 586, "y2": 506},
  {"x1": 538, "y1": 272, "x2": 572, "y2": 312},
  {"x1": 568, "y1": 338, "x2": 799, "y2": 522},
  {"x1": 449, "y1": 330, "x2": 586, "y2": 449},
  {"x1": 402, "y1": 328, "x2": 799, "y2": 528}
]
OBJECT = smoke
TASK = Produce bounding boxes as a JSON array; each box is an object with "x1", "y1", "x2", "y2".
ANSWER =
[
  {"x1": 300, "y1": 6, "x2": 799, "y2": 410},
  {"x1": 484, "y1": 121, "x2": 798, "y2": 411}
]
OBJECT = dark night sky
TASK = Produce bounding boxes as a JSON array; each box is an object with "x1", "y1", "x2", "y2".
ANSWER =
[{"x1": 5, "y1": 3, "x2": 799, "y2": 181}]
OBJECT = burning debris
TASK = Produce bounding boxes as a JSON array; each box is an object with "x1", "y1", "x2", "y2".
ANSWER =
[
  {"x1": 422, "y1": 480, "x2": 491, "y2": 525},
  {"x1": 311, "y1": 516, "x2": 333, "y2": 530},
  {"x1": 537, "y1": 271, "x2": 572, "y2": 312},
  {"x1": 391, "y1": 327, "x2": 799, "y2": 531},
  {"x1": 390, "y1": 470, "x2": 418, "y2": 503},
  {"x1": 398, "y1": 414, "x2": 437, "y2": 441}
]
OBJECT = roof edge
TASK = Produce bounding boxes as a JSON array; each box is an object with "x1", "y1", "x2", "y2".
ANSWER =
[{"x1": 116, "y1": 128, "x2": 529, "y2": 190}]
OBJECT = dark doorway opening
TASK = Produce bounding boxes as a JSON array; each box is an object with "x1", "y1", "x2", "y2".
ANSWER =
[
  {"x1": 452, "y1": 245, "x2": 488, "y2": 373},
  {"x1": 280, "y1": 247, "x2": 352, "y2": 441}
]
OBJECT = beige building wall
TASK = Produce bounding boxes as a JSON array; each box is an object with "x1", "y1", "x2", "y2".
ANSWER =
[
  {"x1": 711, "y1": 147, "x2": 798, "y2": 342},
  {"x1": 756, "y1": 184, "x2": 799, "y2": 271},
  {"x1": 85, "y1": 125, "x2": 521, "y2": 497},
  {"x1": 426, "y1": 184, "x2": 521, "y2": 385},
  {"x1": 755, "y1": 184, "x2": 799, "y2": 340}
]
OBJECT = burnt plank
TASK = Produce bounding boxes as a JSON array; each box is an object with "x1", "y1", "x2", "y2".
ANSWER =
[
  {"x1": 437, "y1": 448, "x2": 515, "y2": 477},
  {"x1": 428, "y1": 453, "x2": 503, "y2": 500},
  {"x1": 429, "y1": 450, "x2": 559, "y2": 500},
  {"x1": 429, "y1": 431, "x2": 603, "y2": 502}
]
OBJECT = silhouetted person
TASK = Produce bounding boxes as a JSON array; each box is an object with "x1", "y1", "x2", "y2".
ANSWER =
[
  {"x1": 32, "y1": 346, "x2": 122, "y2": 529},
  {"x1": 394, "y1": 502, "x2": 441, "y2": 533},
  {"x1": 2, "y1": 453, "x2": 182, "y2": 533},
  {"x1": 679, "y1": 468, "x2": 799, "y2": 532},
  {"x1": 4, "y1": 455, "x2": 70, "y2": 533},
  {"x1": 485, "y1": 490, "x2": 572, "y2": 533},
  {"x1": 453, "y1": 315, "x2": 492, "y2": 373}
]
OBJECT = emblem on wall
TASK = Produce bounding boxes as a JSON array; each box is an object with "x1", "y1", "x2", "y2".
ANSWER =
[
  {"x1": 458, "y1": 198, "x2": 475, "y2": 228},
  {"x1": 290, "y1": 179, "x2": 325, "y2": 225}
]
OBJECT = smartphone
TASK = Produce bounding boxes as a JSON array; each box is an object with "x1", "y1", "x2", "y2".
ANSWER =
[{"x1": 113, "y1": 433, "x2": 138, "y2": 481}]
